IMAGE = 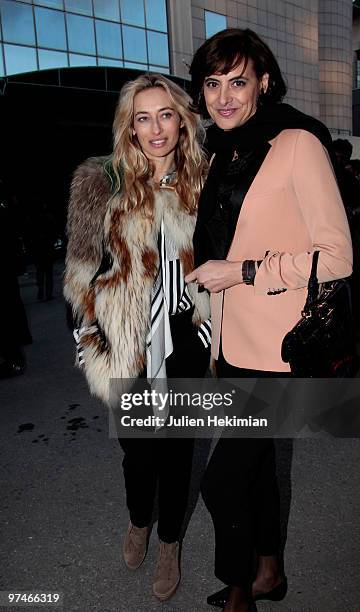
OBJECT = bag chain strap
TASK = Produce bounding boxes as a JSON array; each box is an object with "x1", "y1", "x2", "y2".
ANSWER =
[{"x1": 302, "y1": 251, "x2": 320, "y2": 315}]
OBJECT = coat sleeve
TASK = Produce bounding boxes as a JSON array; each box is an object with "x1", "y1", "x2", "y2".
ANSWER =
[
  {"x1": 63, "y1": 158, "x2": 110, "y2": 324},
  {"x1": 254, "y1": 130, "x2": 353, "y2": 295}
]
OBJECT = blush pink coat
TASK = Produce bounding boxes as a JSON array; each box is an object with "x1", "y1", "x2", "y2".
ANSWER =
[{"x1": 211, "y1": 129, "x2": 353, "y2": 372}]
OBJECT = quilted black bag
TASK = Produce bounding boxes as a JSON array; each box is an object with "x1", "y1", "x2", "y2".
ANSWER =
[{"x1": 281, "y1": 251, "x2": 358, "y2": 377}]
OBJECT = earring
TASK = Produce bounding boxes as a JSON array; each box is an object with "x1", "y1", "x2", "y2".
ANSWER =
[
  {"x1": 258, "y1": 88, "x2": 265, "y2": 107},
  {"x1": 259, "y1": 85, "x2": 268, "y2": 99}
]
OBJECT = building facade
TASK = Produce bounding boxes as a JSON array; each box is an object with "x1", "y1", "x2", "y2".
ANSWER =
[
  {"x1": 171, "y1": 0, "x2": 357, "y2": 137},
  {"x1": 353, "y1": 0, "x2": 360, "y2": 137},
  {"x1": 0, "y1": 0, "x2": 357, "y2": 135},
  {"x1": 0, "y1": 0, "x2": 170, "y2": 74}
]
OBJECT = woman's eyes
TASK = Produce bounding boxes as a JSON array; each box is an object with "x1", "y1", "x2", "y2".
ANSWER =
[
  {"x1": 205, "y1": 79, "x2": 247, "y2": 89},
  {"x1": 136, "y1": 112, "x2": 173, "y2": 122},
  {"x1": 232, "y1": 79, "x2": 246, "y2": 87},
  {"x1": 205, "y1": 80, "x2": 219, "y2": 89}
]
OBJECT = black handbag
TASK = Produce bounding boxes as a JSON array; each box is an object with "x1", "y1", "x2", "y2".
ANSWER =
[{"x1": 281, "y1": 251, "x2": 358, "y2": 377}]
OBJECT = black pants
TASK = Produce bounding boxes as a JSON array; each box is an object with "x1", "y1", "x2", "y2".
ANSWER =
[
  {"x1": 118, "y1": 308, "x2": 210, "y2": 543},
  {"x1": 118, "y1": 436, "x2": 194, "y2": 542},
  {"x1": 201, "y1": 350, "x2": 289, "y2": 587}
]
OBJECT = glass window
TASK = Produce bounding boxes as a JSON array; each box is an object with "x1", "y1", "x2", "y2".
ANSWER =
[
  {"x1": 95, "y1": 20, "x2": 122, "y2": 59},
  {"x1": 149, "y1": 65, "x2": 169, "y2": 75},
  {"x1": 0, "y1": 0, "x2": 35, "y2": 45},
  {"x1": 34, "y1": 0, "x2": 64, "y2": 8},
  {"x1": 124, "y1": 61, "x2": 147, "y2": 71},
  {"x1": 64, "y1": 0, "x2": 92, "y2": 16},
  {"x1": 205, "y1": 11, "x2": 226, "y2": 39},
  {"x1": 38, "y1": 48, "x2": 68, "y2": 69},
  {"x1": 0, "y1": 48, "x2": 4, "y2": 76},
  {"x1": 120, "y1": 0, "x2": 145, "y2": 27},
  {"x1": 94, "y1": 0, "x2": 119, "y2": 22},
  {"x1": 69, "y1": 53, "x2": 97, "y2": 66},
  {"x1": 98, "y1": 57, "x2": 123, "y2": 67},
  {"x1": 66, "y1": 14, "x2": 95, "y2": 54},
  {"x1": 145, "y1": 0, "x2": 167, "y2": 32},
  {"x1": 147, "y1": 31, "x2": 168, "y2": 67},
  {"x1": 35, "y1": 7, "x2": 66, "y2": 50},
  {"x1": 122, "y1": 25, "x2": 147, "y2": 63},
  {"x1": 4, "y1": 43, "x2": 37, "y2": 75}
]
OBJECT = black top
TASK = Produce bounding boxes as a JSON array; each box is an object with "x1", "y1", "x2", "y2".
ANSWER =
[{"x1": 194, "y1": 103, "x2": 333, "y2": 268}]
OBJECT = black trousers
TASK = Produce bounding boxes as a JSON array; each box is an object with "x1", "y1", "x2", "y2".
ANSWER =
[
  {"x1": 118, "y1": 308, "x2": 210, "y2": 543},
  {"x1": 118, "y1": 436, "x2": 194, "y2": 543},
  {"x1": 201, "y1": 350, "x2": 290, "y2": 587}
]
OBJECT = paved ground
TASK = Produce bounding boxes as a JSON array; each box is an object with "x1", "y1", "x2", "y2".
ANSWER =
[{"x1": 1, "y1": 264, "x2": 359, "y2": 612}]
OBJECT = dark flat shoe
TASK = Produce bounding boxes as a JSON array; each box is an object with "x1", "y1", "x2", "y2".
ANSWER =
[
  {"x1": 255, "y1": 576, "x2": 288, "y2": 601},
  {"x1": 0, "y1": 360, "x2": 25, "y2": 379},
  {"x1": 206, "y1": 588, "x2": 257, "y2": 610},
  {"x1": 207, "y1": 586, "x2": 230, "y2": 608},
  {"x1": 207, "y1": 577, "x2": 287, "y2": 608},
  {"x1": 206, "y1": 589, "x2": 258, "y2": 610}
]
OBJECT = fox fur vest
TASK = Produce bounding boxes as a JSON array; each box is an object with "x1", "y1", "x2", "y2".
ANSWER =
[{"x1": 64, "y1": 157, "x2": 210, "y2": 405}]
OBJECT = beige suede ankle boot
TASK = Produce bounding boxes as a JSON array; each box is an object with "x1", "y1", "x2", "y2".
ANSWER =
[
  {"x1": 152, "y1": 540, "x2": 180, "y2": 601},
  {"x1": 122, "y1": 521, "x2": 148, "y2": 570}
]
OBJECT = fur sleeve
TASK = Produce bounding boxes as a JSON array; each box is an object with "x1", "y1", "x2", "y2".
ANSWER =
[{"x1": 63, "y1": 157, "x2": 112, "y2": 323}]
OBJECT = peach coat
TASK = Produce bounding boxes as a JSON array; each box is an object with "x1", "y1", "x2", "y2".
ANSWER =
[{"x1": 210, "y1": 128, "x2": 353, "y2": 372}]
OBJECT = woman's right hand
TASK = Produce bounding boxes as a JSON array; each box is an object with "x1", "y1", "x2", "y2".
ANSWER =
[{"x1": 185, "y1": 259, "x2": 243, "y2": 293}]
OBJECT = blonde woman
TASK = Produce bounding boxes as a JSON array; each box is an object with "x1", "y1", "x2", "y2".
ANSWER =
[{"x1": 64, "y1": 74, "x2": 210, "y2": 602}]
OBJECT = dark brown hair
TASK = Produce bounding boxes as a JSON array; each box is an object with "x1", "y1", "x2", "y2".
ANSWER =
[{"x1": 190, "y1": 28, "x2": 287, "y2": 117}]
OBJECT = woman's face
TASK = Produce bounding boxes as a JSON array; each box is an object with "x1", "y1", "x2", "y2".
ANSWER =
[
  {"x1": 133, "y1": 87, "x2": 182, "y2": 163},
  {"x1": 203, "y1": 59, "x2": 269, "y2": 130}
]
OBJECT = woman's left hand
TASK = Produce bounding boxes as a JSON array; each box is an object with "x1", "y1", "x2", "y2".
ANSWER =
[{"x1": 185, "y1": 260, "x2": 243, "y2": 293}]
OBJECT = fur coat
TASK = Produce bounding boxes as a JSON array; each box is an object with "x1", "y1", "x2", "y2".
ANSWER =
[{"x1": 64, "y1": 157, "x2": 210, "y2": 405}]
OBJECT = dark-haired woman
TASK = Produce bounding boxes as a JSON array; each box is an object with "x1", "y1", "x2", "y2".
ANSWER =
[{"x1": 186, "y1": 28, "x2": 352, "y2": 612}]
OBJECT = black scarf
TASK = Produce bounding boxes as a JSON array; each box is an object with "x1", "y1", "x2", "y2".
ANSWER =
[
  {"x1": 205, "y1": 102, "x2": 332, "y2": 158},
  {"x1": 194, "y1": 103, "x2": 333, "y2": 267}
]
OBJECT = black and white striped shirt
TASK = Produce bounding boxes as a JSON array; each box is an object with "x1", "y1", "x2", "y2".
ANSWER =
[{"x1": 146, "y1": 218, "x2": 211, "y2": 381}]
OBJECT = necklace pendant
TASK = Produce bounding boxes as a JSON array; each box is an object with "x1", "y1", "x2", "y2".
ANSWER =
[
  {"x1": 232, "y1": 149, "x2": 239, "y2": 161},
  {"x1": 159, "y1": 169, "x2": 177, "y2": 187}
]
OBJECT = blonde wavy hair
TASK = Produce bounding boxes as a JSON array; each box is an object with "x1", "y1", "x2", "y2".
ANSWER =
[{"x1": 112, "y1": 73, "x2": 207, "y2": 216}]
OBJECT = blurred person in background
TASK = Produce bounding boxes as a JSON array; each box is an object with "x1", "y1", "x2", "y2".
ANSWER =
[
  {"x1": 0, "y1": 178, "x2": 32, "y2": 378},
  {"x1": 31, "y1": 201, "x2": 57, "y2": 301},
  {"x1": 333, "y1": 139, "x2": 360, "y2": 324},
  {"x1": 346, "y1": 158, "x2": 360, "y2": 184}
]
